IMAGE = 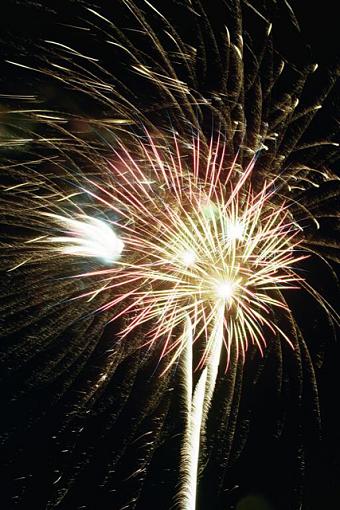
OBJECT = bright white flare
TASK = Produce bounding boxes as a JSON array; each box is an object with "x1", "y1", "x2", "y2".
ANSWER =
[
  {"x1": 225, "y1": 219, "x2": 244, "y2": 241},
  {"x1": 181, "y1": 249, "x2": 197, "y2": 267},
  {"x1": 215, "y1": 279, "x2": 235, "y2": 301},
  {"x1": 46, "y1": 214, "x2": 124, "y2": 264}
]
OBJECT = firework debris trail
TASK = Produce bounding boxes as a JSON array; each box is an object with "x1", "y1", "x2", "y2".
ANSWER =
[{"x1": 0, "y1": 1, "x2": 339, "y2": 509}]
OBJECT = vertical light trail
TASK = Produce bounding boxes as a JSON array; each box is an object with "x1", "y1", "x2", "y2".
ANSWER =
[{"x1": 179, "y1": 303, "x2": 225, "y2": 510}]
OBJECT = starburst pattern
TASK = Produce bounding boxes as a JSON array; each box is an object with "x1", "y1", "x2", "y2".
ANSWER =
[{"x1": 42, "y1": 135, "x2": 305, "y2": 373}]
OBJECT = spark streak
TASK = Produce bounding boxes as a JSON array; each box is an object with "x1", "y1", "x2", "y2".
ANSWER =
[{"x1": 44, "y1": 213, "x2": 124, "y2": 263}]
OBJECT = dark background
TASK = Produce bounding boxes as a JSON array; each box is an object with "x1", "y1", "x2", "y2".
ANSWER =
[{"x1": 0, "y1": 1, "x2": 339, "y2": 509}]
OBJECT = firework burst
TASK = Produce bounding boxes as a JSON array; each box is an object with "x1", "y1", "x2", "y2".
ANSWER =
[
  {"x1": 34, "y1": 132, "x2": 314, "y2": 508},
  {"x1": 42, "y1": 134, "x2": 305, "y2": 372},
  {"x1": 0, "y1": 1, "x2": 339, "y2": 509}
]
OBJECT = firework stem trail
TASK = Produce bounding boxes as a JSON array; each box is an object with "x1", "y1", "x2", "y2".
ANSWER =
[
  {"x1": 179, "y1": 330, "x2": 206, "y2": 509},
  {"x1": 179, "y1": 305, "x2": 225, "y2": 510}
]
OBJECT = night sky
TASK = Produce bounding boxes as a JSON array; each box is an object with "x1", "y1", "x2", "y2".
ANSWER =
[{"x1": 0, "y1": 1, "x2": 339, "y2": 509}]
